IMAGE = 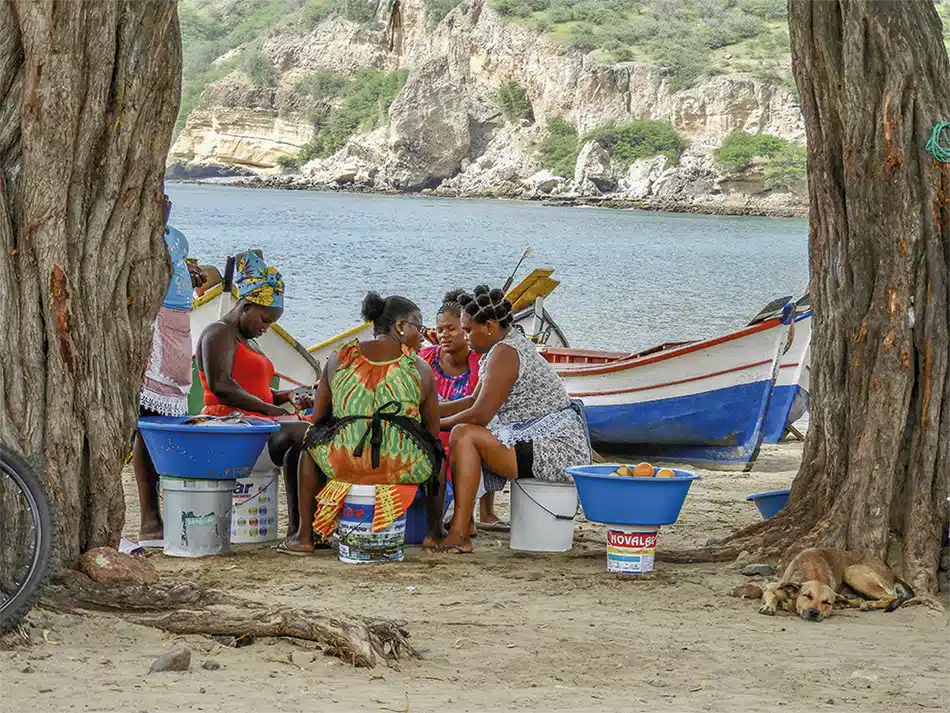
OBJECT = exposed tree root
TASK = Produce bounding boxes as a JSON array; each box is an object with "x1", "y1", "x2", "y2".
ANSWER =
[{"x1": 45, "y1": 570, "x2": 418, "y2": 668}]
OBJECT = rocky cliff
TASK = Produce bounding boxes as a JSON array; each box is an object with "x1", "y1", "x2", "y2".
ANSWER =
[{"x1": 168, "y1": 0, "x2": 809, "y2": 215}]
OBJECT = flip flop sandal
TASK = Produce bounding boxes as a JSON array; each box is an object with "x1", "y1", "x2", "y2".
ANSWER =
[
  {"x1": 425, "y1": 544, "x2": 472, "y2": 554},
  {"x1": 276, "y1": 541, "x2": 318, "y2": 556},
  {"x1": 478, "y1": 520, "x2": 510, "y2": 532}
]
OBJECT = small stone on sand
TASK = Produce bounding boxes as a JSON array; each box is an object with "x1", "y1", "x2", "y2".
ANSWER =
[
  {"x1": 742, "y1": 563, "x2": 774, "y2": 577},
  {"x1": 149, "y1": 647, "x2": 191, "y2": 673},
  {"x1": 732, "y1": 583, "x2": 764, "y2": 599},
  {"x1": 201, "y1": 661, "x2": 221, "y2": 671}
]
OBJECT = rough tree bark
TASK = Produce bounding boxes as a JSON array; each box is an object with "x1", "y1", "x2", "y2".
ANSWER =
[
  {"x1": 0, "y1": 0, "x2": 181, "y2": 566},
  {"x1": 663, "y1": 0, "x2": 950, "y2": 595}
]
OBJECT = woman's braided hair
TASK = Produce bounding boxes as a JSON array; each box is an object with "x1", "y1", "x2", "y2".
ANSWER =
[
  {"x1": 457, "y1": 285, "x2": 513, "y2": 328},
  {"x1": 437, "y1": 288, "x2": 466, "y2": 317}
]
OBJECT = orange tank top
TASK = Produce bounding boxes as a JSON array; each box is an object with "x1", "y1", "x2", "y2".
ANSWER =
[{"x1": 200, "y1": 340, "x2": 275, "y2": 415}]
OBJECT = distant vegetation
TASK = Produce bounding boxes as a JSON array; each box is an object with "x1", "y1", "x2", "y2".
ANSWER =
[
  {"x1": 289, "y1": 68, "x2": 409, "y2": 165},
  {"x1": 490, "y1": 0, "x2": 792, "y2": 90},
  {"x1": 176, "y1": 0, "x2": 378, "y2": 134},
  {"x1": 495, "y1": 80, "x2": 534, "y2": 122},
  {"x1": 715, "y1": 131, "x2": 806, "y2": 190},
  {"x1": 585, "y1": 120, "x2": 686, "y2": 167},
  {"x1": 539, "y1": 117, "x2": 580, "y2": 178},
  {"x1": 424, "y1": 0, "x2": 465, "y2": 26},
  {"x1": 539, "y1": 117, "x2": 686, "y2": 178}
]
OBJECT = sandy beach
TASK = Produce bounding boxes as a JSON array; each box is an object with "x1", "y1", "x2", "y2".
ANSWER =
[{"x1": 2, "y1": 441, "x2": 948, "y2": 713}]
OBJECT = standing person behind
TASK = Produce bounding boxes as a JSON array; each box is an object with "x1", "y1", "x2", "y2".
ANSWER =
[
  {"x1": 419, "y1": 290, "x2": 507, "y2": 532},
  {"x1": 133, "y1": 193, "x2": 206, "y2": 546},
  {"x1": 280, "y1": 292, "x2": 445, "y2": 554},
  {"x1": 196, "y1": 250, "x2": 310, "y2": 535},
  {"x1": 435, "y1": 285, "x2": 592, "y2": 554}
]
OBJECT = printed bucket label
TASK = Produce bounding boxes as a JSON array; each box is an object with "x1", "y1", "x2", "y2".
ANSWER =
[
  {"x1": 231, "y1": 478, "x2": 277, "y2": 541},
  {"x1": 338, "y1": 504, "x2": 405, "y2": 564},
  {"x1": 606, "y1": 529, "x2": 657, "y2": 574}
]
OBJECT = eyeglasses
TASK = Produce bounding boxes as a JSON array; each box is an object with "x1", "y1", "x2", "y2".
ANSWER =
[{"x1": 406, "y1": 320, "x2": 429, "y2": 333}]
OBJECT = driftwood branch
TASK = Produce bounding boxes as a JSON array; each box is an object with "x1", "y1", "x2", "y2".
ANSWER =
[{"x1": 46, "y1": 570, "x2": 418, "y2": 668}]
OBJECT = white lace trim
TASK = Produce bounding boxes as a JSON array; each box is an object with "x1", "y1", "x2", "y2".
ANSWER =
[
  {"x1": 487, "y1": 409, "x2": 580, "y2": 448},
  {"x1": 140, "y1": 391, "x2": 189, "y2": 417}
]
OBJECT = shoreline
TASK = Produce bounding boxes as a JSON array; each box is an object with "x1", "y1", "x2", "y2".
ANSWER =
[{"x1": 165, "y1": 176, "x2": 810, "y2": 220}]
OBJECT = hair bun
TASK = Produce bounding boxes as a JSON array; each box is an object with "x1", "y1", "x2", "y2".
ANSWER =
[
  {"x1": 473, "y1": 285, "x2": 489, "y2": 297},
  {"x1": 443, "y1": 288, "x2": 466, "y2": 305},
  {"x1": 475, "y1": 293, "x2": 491, "y2": 308},
  {"x1": 489, "y1": 288, "x2": 505, "y2": 302},
  {"x1": 457, "y1": 292, "x2": 474, "y2": 307},
  {"x1": 361, "y1": 291, "x2": 386, "y2": 323}
]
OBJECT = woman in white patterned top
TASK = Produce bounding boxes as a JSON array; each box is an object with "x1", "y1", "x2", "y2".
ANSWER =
[{"x1": 434, "y1": 285, "x2": 591, "y2": 554}]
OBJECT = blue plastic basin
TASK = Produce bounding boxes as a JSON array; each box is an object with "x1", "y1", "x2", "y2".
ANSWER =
[
  {"x1": 565, "y1": 464, "x2": 700, "y2": 526},
  {"x1": 746, "y1": 489, "x2": 791, "y2": 519},
  {"x1": 405, "y1": 480, "x2": 455, "y2": 545},
  {"x1": 138, "y1": 416, "x2": 280, "y2": 480}
]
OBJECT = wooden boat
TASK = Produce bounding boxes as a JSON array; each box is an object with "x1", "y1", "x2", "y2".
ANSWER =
[
  {"x1": 540, "y1": 304, "x2": 794, "y2": 471},
  {"x1": 759, "y1": 295, "x2": 811, "y2": 443}
]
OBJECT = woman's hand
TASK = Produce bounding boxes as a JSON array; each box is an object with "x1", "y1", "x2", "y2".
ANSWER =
[{"x1": 188, "y1": 262, "x2": 207, "y2": 288}]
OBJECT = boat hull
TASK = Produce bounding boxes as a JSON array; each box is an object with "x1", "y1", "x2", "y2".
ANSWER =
[
  {"x1": 545, "y1": 314, "x2": 791, "y2": 470},
  {"x1": 761, "y1": 312, "x2": 811, "y2": 443}
]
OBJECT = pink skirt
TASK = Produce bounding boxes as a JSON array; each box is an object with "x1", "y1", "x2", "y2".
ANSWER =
[{"x1": 140, "y1": 307, "x2": 192, "y2": 416}]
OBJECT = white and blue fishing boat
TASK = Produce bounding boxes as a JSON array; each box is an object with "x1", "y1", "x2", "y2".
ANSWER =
[
  {"x1": 541, "y1": 304, "x2": 794, "y2": 470},
  {"x1": 760, "y1": 300, "x2": 811, "y2": 443}
]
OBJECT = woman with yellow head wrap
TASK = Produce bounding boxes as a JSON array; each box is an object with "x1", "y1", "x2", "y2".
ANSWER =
[{"x1": 196, "y1": 250, "x2": 309, "y2": 535}]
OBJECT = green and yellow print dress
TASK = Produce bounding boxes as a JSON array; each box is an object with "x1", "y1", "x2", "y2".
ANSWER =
[{"x1": 309, "y1": 340, "x2": 443, "y2": 537}]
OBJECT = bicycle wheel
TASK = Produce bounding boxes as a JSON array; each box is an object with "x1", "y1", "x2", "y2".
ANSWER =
[{"x1": 0, "y1": 444, "x2": 58, "y2": 633}]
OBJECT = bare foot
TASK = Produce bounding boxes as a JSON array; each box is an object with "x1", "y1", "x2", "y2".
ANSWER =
[
  {"x1": 139, "y1": 521, "x2": 163, "y2": 542},
  {"x1": 428, "y1": 534, "x2": 473, "y2": 554},
  {"x1": 279, "y1": 533, "x2": 314, "y2": 554},
  {"x1": 446, "y1": 516, "x2": 478, "y2": 537},
  {"x1": 479, "y1": 512, "x2": 503, "y2": 526}
]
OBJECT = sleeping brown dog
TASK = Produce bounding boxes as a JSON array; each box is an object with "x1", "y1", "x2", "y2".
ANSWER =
[{"x1": 759, "y1": 547, "x2": 914, "y2": 622}]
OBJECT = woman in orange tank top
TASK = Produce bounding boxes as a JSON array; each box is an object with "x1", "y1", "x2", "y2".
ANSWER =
[{"x1": 196, "y1": 251, "x2": 310, "y2": 535}]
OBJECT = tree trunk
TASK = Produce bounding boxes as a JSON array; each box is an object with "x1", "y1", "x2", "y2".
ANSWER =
[
  {"x1": 0, "y1": 1, "x2": 181, "y2": 566},
  {"x1": 663, "y1": 0, "x2": 950, "y2": 595}
]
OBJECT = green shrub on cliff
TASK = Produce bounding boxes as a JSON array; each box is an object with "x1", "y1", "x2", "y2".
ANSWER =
[
  {"x1": 539, "y1": 117, "x2": 580, "y2": 178},
  {"x1": 584, "y1": 120, "x2": 687, "y2": 167},
  {"x1": 715, "y1": 131, "x2": 806, "y2": 191},
  {"x1": 296, "y1": 68, "x2": 409, "y2": 162},
  {"x1": 424, "y1": 0, "x2": 464, "y2": 26},
  {"x1": 242, "y1": 48, "x2": 278, "y2": 87},
  {"x1": 496, "y1": 81, "x2": 534, "y2": 123}
]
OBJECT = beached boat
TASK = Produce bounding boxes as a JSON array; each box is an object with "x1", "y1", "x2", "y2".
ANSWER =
[
  {"x1": 761, "y1": 305, "x2": 811, "y2": 443},
  {"x1": 539, "y1": 305, "x2": 794, "y2": 470}
]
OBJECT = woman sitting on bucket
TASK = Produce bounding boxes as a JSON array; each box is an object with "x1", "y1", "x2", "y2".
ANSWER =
[
  {"x1": 279, "y1": 292, "x2": 445, "y2": 554},
  {"x1": 196, "y1": 250, "x2": 310, "y2": 536},
  {"x1": 435, "y1": 285, "x2": 591, "y2": 554}
]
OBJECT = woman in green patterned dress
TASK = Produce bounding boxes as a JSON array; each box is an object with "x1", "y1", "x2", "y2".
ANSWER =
[{"x1": 279, "y1": 292, "x2": 445, "y2": 554}]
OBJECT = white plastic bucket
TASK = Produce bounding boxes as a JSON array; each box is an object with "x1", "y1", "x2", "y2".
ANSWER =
[
  {"x1": 231, "y1": 446, "x2": 280, "y2": 544},
  {"x1": 606, "y1": 525, "x2": 659, "y2": 574},
  {"x1": 231, "y1": 472, "x2": 280, "y2": 544},
  {"x1": 337, "y1": 484, "x2": 407, "y2": 564},
  {"x1": 161, "y1": 477, "x2": 235, "y2": 557},
  {"x1": 510, "y1": 479, "x2": 578, "y2": 552}
]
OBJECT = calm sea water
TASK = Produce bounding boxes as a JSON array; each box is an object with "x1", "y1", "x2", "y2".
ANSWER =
[{"x1": 167, "y1": 184, "x2": 809, "y2": 352}]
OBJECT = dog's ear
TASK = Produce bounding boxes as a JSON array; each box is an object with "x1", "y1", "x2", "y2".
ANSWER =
[{"x1": 777, "y1": 582, "x2": 801, "y2": 598}]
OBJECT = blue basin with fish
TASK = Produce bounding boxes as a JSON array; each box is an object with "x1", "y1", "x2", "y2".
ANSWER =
[
  {"x1": 138, "y1": 416, "x2": 279, "y2": 480},
  {"x1": 565, "y1": 464, "x2": 700, "y2": 526}
]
